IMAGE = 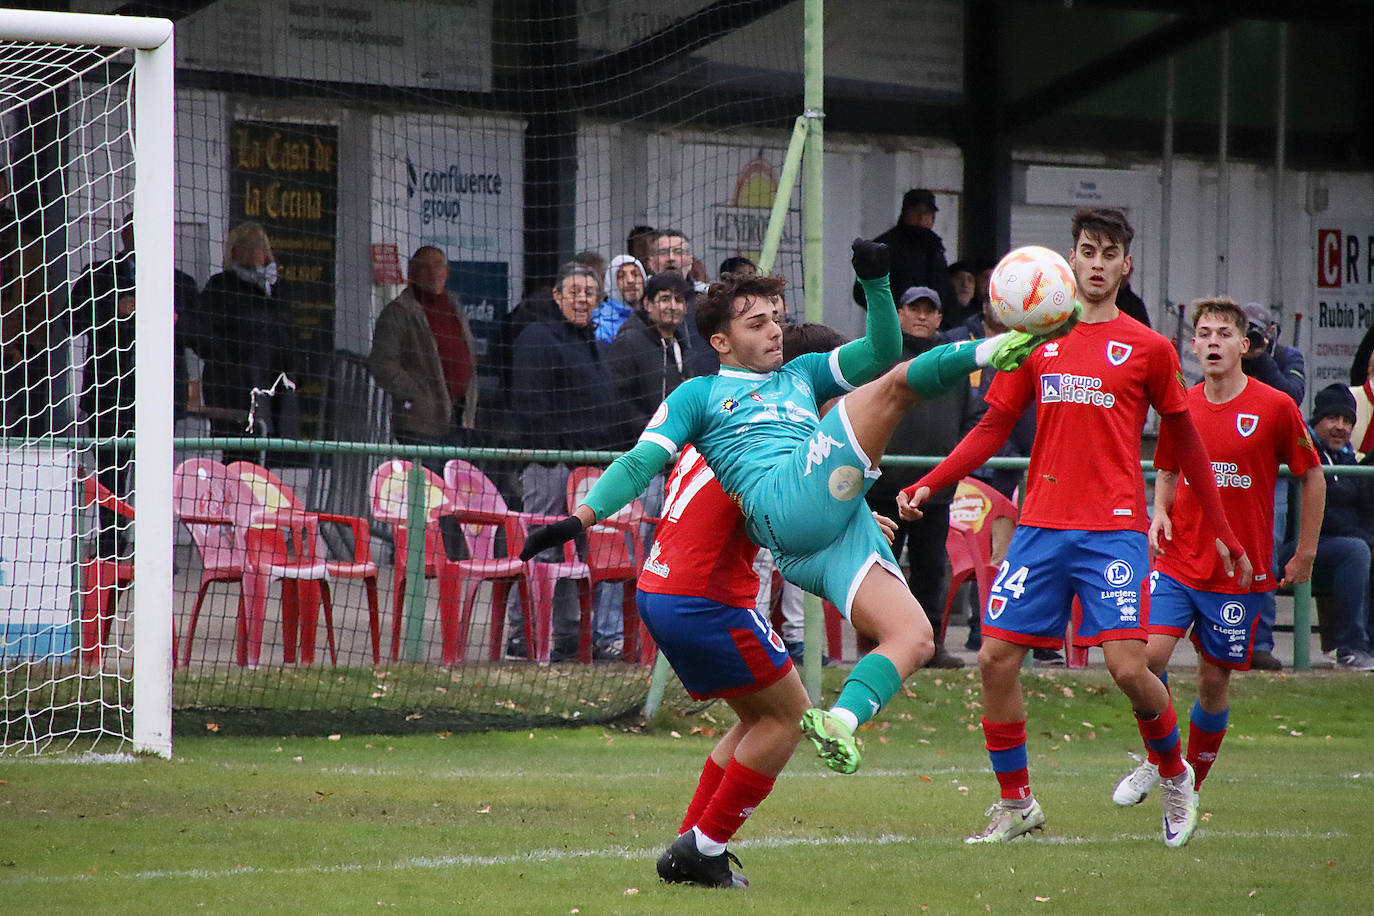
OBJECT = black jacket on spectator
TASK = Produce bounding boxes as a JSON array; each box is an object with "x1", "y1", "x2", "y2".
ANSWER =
[
  {"x1": 852, "y1": 222, "x2": 956, "y2": 318},
  {"x1": 511, "y1": 298, "x2": 630, "y2": 453},
  {"x1": 1314, "y1": 432, "x2": 1374, "y2": 548},
  {"x1": 70, "y1": 251, "x2": 135, "y2": 423},
  {"x1": 607, "y1": 309, "x2": 690, "y2": 436},
  {"x1": 1243, "y1": 344, "x2": 1306, "y2": 405},
  {"x1": 200, "y1": 269, "x2": 299, "y2": 438}
]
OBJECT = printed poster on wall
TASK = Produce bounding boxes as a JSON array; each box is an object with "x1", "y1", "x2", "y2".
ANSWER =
[
  {"x1": 1312, "y1": 220, "x2": 1374, "y2": 397},
  {"x1": 371, "y1": 116, "x2": 523, "y2": 387}
]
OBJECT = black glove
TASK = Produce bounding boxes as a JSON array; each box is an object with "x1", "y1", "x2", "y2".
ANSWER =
[
  {"x1": 519, "y1": 515, "x2": 584, "y2": 561},
  {"x1": 851, "y1": 238, "x2": 890, "y2": 281}
]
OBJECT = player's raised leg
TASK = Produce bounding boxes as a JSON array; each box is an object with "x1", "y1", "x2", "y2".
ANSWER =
[
  {"x1": 965, "y1": 635, "x2": 1045, "y2": 843},
  {"x1": 801, "y1": 562, "x2": 932, "y2": 774}
]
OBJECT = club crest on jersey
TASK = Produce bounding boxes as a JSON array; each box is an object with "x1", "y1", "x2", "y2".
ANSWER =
[
  {"x1": 1236, "y1": 413, "x2": 1259, "y2": 438},
  {"x1": 1106, "y1": 341, "x2": 1132, "y2": 366},
  {"x1": 721, "y1": 397, "x2": 739, "y2": 413}
]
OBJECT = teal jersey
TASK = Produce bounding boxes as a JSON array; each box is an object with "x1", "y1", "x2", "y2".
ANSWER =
[{"x1": 638, "y1": 349, "x2": 854, "y2": 511}]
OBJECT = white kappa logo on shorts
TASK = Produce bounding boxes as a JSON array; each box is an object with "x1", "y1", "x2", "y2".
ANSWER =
[
  {"x1": 1221, "y1": 601, "x2": 1245, "y2": 626},
  {"x1": 1104, "y1": 560, "x2": 1134, "y2": 588}
]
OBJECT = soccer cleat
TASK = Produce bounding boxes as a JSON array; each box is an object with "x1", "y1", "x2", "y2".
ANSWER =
[
  {"x1": 987, "y1": 331, "x2": 1040, "y2": 372},
  {"x1": 1112, "y1": 757, "x2": 1160, "y2": 806},
  {"x1": 800, "y1": 708, "x2": 861, "y2": 774},
  {"x1": 656, "y1": 830, "x2": 748, "y2": 889},
  {"x1": 1160, "y1": 762, "x2": 1199, "y2": 848},
  {"x1": 965, "y1": 798, "x2": 1045, "y2": 844}
]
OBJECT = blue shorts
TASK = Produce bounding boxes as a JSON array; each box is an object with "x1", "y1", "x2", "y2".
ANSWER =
[
  {"x1": 984, "y1": 527, "x2": 1151, "y2": 648},
  {"x1": 637, "y1": 590, "x2": 793, "y2": 700},
  {"x1": 745, "y1": 400, "x2": 903, "y2": 617},
  {"x1": 1148, "y1": 571, "x2": 1261, "y2": 670}
]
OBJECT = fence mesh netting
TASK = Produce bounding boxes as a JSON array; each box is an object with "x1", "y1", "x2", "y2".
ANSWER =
[{"x1": 1, "y1": 2, "x2": 813, "y2": 751}]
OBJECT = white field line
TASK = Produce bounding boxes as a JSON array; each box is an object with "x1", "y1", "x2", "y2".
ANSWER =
[{"x1": 3, "y1": 828, "x2": 1348, "y2": 886}]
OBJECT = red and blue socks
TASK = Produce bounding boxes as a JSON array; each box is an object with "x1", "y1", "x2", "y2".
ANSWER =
[
  {"x1": 983, "y1": 717, "x2": 1032, "y2": 801},
  {"x1": 1186, "y1": 699, "x2": 1229, "y2": 789},
  {"x1": 1135, "y1": 702, "x2": 1185, "y2": 779}
]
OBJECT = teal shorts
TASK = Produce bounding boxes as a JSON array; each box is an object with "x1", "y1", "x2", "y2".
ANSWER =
[{"x1": 744, "y1": 400, "x2": 903, "y2": 617}]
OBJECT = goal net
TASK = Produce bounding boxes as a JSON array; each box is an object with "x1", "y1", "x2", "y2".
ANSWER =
[{"x1": 0, "y1": 11, "x2": 174, "y2": 757}]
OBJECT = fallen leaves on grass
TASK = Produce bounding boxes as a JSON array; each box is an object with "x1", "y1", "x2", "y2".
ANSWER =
[{"x1": 205, "y1": 722, "x2": 219, "y2": 732}]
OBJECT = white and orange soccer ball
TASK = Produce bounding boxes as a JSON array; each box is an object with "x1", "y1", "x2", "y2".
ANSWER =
[{"x1": 987, "y1": 245, "x2": 1078, "y2": 336}]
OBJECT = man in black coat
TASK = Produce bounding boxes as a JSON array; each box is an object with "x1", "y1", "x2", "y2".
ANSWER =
[
  {"x1": 607, "y1": 272, "x2": 692, "y2": 436},
  {"x1": 853, "y1": 188, "x2": 957, "y2": 319}
]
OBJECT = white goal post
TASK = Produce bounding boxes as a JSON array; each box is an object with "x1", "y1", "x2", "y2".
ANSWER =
[{"x1": 0, "y1": 9, "x2": 174, "y2": 758}]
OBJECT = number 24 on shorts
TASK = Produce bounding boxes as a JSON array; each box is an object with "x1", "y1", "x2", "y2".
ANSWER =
[{"x1": 992, "y1": 561, "x2": 1030, "y2": 599}]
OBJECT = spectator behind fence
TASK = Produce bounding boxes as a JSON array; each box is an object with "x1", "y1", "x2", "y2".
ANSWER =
[
  {"x1": 1, "y1": 178, "x2": 55, "y2": 439},
  {"x1": 626, "y1": 225, "x2": 657, "y2": 268},
  {"x1": 509, "y1": 261, "x2": 630, "y2": 659},
  {"x1": 718, "y1": 255, "x2": 756, "y2": 280},
  {"x1": 200, "y1": 221, "x2": 299, "y2": 464},
  {"x1": 369, "y1": 245, "x2": 478, "y2": 451},
  {"x1": 647, "y1": 227, "x2": 716, "y2": 374},
  {"x1": 1240, "y1": 302, "x2": 1305, "y2": 404},
  {"x1": 853, "y1": 188, "x2": 956, "y2": 321},
  {"x1": 591, "y1": 254, "x2": 646, "y2": 349},
  {"x1": 948, "y1": 259, "x2": 980, "y2": 331}
]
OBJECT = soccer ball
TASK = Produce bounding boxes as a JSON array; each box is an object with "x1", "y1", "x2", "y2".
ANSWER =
[{"x1": 987, "y1": 245, "x2": 1078, "y2": 336}]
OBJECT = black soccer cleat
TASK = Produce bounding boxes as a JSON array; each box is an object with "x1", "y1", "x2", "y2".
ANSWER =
[{"x1": 656, "y1": 830, "x2": 749, "y2": 889}]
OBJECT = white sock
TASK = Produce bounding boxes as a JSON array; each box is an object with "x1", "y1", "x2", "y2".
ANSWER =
[
  {"x1": 973, "y1": 332, "x2": 1009, "y2": 367},
  {"x1": 828, "y1": 707, "x2": 859, "y2": 732},
  {"x1": 692, "y1": 825, "x2": 726, "y2": 856}
]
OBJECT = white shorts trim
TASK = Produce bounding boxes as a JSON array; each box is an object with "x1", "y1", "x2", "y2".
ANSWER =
[
  {"x1": 841, "y1": 552, "x2": 906, "y2": 619},
  {"x1": 836, "y1": 398, "x2": 882, "y2": 480}
]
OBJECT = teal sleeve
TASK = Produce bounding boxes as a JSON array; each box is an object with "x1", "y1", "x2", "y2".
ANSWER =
[
  {"x1": 835, "y1": 274, "x2": 902, "y2": 386},
  {"x1": 580, "y1": 439, "x2": 673, "y2": 521}
]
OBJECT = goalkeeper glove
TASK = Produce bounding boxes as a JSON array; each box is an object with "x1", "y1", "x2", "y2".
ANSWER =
[{"x1": 519, "y1": 515, "x2": 584, "y2": 560}]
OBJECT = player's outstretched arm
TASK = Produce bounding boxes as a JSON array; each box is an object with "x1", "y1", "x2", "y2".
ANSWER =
[
  {"x1": 835, "y1": 238, "x2": 903, "y2": 386},
  {"x1": 1157, "y1": 410, "x2": 1252, "y2": 588},
  {"x1": 1280, "y1": 465, "x2": 1326, "y2": 587},
  {"x1": 897, "y1": 404, "x2": 1019, "y2": 520},
  {"x1": 1149, "y1": 469, "x2": 1178, "y2": 558},
  {"x1": 519, "y1": 439, "x2": 671, "y2": 560}
]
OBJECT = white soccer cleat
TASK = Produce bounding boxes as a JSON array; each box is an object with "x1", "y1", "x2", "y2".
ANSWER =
[
  {"x1": 964, "y1": 798, "x2": 1046, "y2": 844},
  {"x1": 1112, "y1": 757, "x2": 1160, "y2": 806},
  {"x1": 1160, "y1": 762, "x2": 1199, "y2": 848}
]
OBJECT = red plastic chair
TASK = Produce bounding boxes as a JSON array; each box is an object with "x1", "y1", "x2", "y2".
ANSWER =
[
  {"x1": 566, "y1": 465, "x2": 660, "y2": 665},
  {"x1": 944, "y1": 477, "x2": 1019, "y2": 641},
  {"x1": 228, "y1": 461, "x2": 382, "y2": 664},
  {"x1": 77, "y1": 475, "x2": 135, "y2": 667},
  {"x1": 370, "y1": 460, "x2": 534, "y2": 665},
  {"x1": 445, "y1": 460, "x2": 593, "y2": 665},
  {"x1": 174, "y1": 459, "x2": 335, "y2": 668}
]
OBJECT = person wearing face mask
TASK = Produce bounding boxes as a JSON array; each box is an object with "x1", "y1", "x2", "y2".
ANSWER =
[{"x1": 201, "y1": 221, "x2": 299, "y2": 463}]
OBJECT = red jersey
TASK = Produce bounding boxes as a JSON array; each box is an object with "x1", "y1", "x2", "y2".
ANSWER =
[
  {"x1": 1153, "y1": 378, "x2": 1319, "y2": 594},
  {"x1": 987, "y1": 313, "x2": 1189, "y2": 532},
  {"x1": 637, "y1": 446, "x2": 761, "y2": 608}
]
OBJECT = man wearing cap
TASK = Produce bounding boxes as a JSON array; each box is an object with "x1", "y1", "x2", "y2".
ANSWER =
[
  {"x1": 854, "y1": 189, "x2": 957, "y2": 319},
  {"x1": 1271, "y1": 384, "x2": 1374, "y2": 670},
  {"x1": 863, "y1": 285, "x2": 975, "y2": 668},
  {"x1": 1240, "y1": 302, "x2": 1305, "y2": 404}
]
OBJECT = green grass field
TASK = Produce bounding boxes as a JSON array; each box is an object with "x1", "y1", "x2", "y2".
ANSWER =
[{"x1": 1, "y1": 667, "x2": 1369, "y2": 914}]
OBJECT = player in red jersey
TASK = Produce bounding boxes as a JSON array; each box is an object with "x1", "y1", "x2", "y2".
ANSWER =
[
  {"x1": 648, "y1": 326, "x2": 899, "y2": 890},
  {"x1": 1111, "y1": 297, "x2": 1324, "y2": 808},
  {"x1": 898, "y1": 208, "x2": 1252, "y2": 848}
]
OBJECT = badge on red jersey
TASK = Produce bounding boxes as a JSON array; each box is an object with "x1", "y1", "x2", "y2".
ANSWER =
[
  {"x1": 1236, "y1": 413, "x2": 1259, "y2": 438},
  {"x1": 1106, "y1": 341, "x2": 1132, "y2": 366}
]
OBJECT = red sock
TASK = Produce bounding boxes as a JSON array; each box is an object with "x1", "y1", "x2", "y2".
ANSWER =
[
  {"x1": 1187, "y1": 722, "x2": 1227, "y2": 789},
  {"x1": 1136, "y1": 704, "x2": 1184, "y2": 779},
  {"x1": 982, "y1": 718, "x2": 1031, "y2": 801},
  {"x1": 679, "y1": 756, "x2": 726, "y2": 834},
  {"x1": 695, "y1": 758, "x2": 776, "y2": 845}
]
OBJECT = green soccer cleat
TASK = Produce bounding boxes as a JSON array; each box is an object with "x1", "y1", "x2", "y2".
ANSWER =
[
  {"x1": 964, "y1": 798, "x2": 1046, "y2": 844},
  {"x1": 988, "y1": 300, "x2": 1083, "y2": 372},
  {"x1": 800, "y1": 708, "x2": 861, "y2": 775}
]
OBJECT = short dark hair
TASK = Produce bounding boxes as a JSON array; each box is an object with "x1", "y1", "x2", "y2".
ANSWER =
[
  {"x1": 655, "y1": 227, "x2": 688, "y2": 243},
  {"x1": 719, "y1": 256, "x2": 757, "y2": 278},
  {"x1": 782, "y1": 322, "x2": 847, "y2": 362},
  {"x1": 1071, "y1": 207, "x2": 1134, "y2": 252},
  {"x1": 627, "y1": 225, "x2": 657, "y2": 249},
  {"x1": 697, "y1": 273, "x2": 786, "y2": 339},
  {"x1": 644, "y1": 271, "x2": 690, "y2": 302}
]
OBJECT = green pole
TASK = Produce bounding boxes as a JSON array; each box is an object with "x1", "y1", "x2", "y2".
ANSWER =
[
  {"x1": 1290, "y1": 476, "x2": 1310, "y2": 670},
  {"x1": 801, "y1": 0, "x2": 825, "y2": 704},
  {"x1": 756, "y1": 114, "x2": 809, "y2": 274},
  {"x1": 402, "y1": 461, "x2": 430, "y2": 662},
  {"x1": 643, "y1": 653, "x2": 673, "y2": 720}
]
